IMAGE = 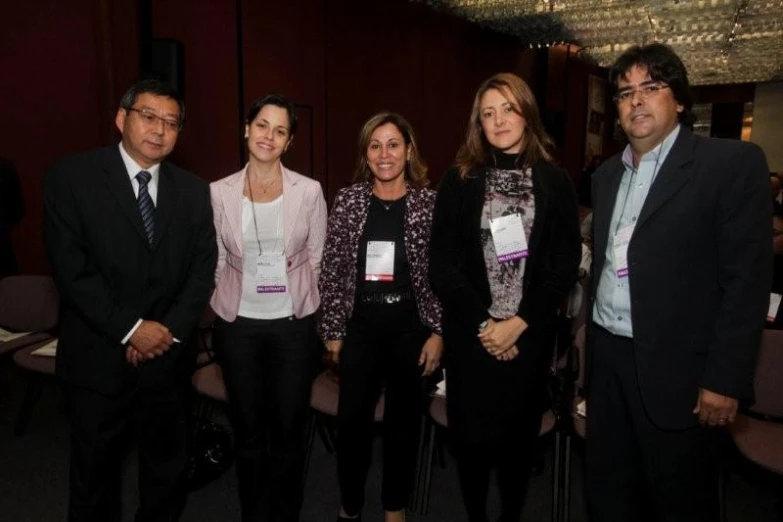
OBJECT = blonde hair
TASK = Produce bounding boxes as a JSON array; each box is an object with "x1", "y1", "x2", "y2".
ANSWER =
[
  {"x1": 353, "y1": 112, "x2": 429, "y2": 189},
  {"x1": 456, "y1": 72, "x2": 554, "y2": 179}
]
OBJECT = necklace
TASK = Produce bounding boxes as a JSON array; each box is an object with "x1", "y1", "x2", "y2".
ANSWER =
[
  {"x1": 257, "y1": 176, "x2": 279, "y2": 194},
  {"x1": 245, "y1": 176, "x2": 283, "y2": 255},
  {"x1": 374, "y1": 194, "x2": 404, "y2": 211}
]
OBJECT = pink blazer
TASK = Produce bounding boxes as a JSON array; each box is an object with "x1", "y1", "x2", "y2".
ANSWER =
[{"x1": 209, "y1": 165, "x2": 327, "y2": 321}]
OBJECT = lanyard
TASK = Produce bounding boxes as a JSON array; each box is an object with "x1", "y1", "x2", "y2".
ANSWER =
[{"x1": 246, "y1": 176, "x2": 283, "y2": 255}]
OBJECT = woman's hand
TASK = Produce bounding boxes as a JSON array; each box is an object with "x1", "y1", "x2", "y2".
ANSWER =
[
  {"x1": 418, "y1": 333, "x2": 444, "y2": 376},
  {"x1": 495, "y1": 344, "x2": 519, "y2": 362},
  {"x1": 478, "y1": 316, "x2": 528, "y2": 356},
  {"x1": 325, "y1": 339, "x2": 344, "y2": 364}
]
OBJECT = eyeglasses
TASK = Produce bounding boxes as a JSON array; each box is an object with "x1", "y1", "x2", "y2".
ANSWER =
[
  {"x1": 127, "y1": 107, "x2": 182, "y2": 132},
  {"x1": 613, "y1": 83, "x2": 671, "y2": 104}
]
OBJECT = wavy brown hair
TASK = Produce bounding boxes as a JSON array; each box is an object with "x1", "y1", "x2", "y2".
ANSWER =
[
  {"x1": 353, "y1": 112, "x2": 430, "y2": 189},
  {"x1": 456, "y1": 72, "x2": 554, "y2": 179}
]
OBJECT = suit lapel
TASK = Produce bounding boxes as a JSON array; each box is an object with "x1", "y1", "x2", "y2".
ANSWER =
[
  {"x1": 635, "y1": 129, "x2": 695, "y2": 232},
  {"x1": 282, "y1": 167, "x2": 302, "y2": 254},
  {"x1": 222, "y1": 167, "x2": 247, "y2": 253},
  {"x1": 103, "y1": 147, "x2": 149, "y2": 244},
  {"x1": 152, "y1": 163, "x2": 177, "y2": 250}
]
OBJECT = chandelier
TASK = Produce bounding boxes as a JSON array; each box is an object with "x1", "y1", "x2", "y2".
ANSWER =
[{"x1": 413, "y1": 0, "x2": 783, "y2": 85}]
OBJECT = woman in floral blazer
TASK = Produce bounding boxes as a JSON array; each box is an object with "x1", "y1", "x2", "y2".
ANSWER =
[{"x1": 318, "y1": 112, "x2": 442, "y2": 522}]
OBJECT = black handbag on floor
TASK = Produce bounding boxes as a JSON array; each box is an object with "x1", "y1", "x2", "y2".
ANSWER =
[{"x1": 186, "y1": 420, "x2": 234, "y2": 491}]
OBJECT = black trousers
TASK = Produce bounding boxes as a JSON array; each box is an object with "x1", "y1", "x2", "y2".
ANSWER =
[
  {"x1": 63, "y1": 379, "x2": 189, "y2": 522},
  {"x1": 451, "y1": 411, "x2": 540, "y2": 522},
  {"x1": 212, "y1": 314, "x2": 319, "y2": 522},
  {"x1": 336, "y1": 317, "x2": 429, "y2": 515},
  {"x1": 585, "y1": 323, "x2": 719, "y2": 522}
]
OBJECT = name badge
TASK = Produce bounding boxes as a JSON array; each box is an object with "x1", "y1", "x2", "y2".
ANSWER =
[
  {"x1": 255, "y1": 253, "x2": 287, "y2": 293},
  {"x1": 768, "y1": 293, "x2": 782, "y2": 322},
  {"x1": 489, "y1": 213, "x2": 528, "y2": 263},
  {"x1": 612, "y1": 225, "x2": 634, "y2": 278},
  {"x1": 366, "y1": 241, "x2": 395, "y2": 281}
]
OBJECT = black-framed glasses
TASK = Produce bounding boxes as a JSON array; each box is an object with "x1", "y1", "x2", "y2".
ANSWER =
[
  {"x1": 127, "y1": 107, "x2": 182, "y2": 132},
  {"x1": 613, "y1": 83, "x2": 671, "y2": 104}
]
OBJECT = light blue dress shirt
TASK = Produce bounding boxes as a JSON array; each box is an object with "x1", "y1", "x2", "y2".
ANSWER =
[{"x1": 593, "y1": 125, "x2": 681, "y2": 337}]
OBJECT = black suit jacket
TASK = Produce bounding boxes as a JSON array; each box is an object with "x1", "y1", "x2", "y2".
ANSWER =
[
  {"x1": 43, "y1": 146, "x2": 217, "y2": 394},
  {"x1": 588, "y1": 128, "x2": 771, "y2": 430}
]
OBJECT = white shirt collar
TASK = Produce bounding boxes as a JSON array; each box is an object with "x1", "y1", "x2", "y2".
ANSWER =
[{"x1": 118, "y1": 142, "x2": 161, "y2": 183}]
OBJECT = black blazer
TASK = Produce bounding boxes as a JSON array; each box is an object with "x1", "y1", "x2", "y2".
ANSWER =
[
  {"x1": 431, "y1": 160, "x2": 581, "y2": 334},
  {"x1": 43, "y1": 146, "x2": 217, "y2": 394},
  {"x1": 430, "y1": 160, "x2": 581, "y2": 442},
  {"x1": 588, "y1": 128, "x2": 771, "y2": 430}
]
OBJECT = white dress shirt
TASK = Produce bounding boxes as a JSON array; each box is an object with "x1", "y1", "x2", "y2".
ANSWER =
[{"x1": 117, "y1": 142, "x2": 166, "y2": 345}]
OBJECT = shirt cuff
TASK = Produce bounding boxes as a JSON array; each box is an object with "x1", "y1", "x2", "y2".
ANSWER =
[{"x1": 122, "y1": 319, "x2": 143, "y2": 345}]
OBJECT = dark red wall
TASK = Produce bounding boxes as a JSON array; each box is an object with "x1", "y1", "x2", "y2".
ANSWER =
[
  {"x1": 2, "y1": 0, "x2": 139, "y2": 274},
  {"x1": 150, "y1": 0, "x2": 533, "y2": 202},
  {"x1": 1, "y1": 0, "x2": 602, "y2": 275},
  {"x1": 151, "y1": 0, "x2": 241, "y2": 180}
]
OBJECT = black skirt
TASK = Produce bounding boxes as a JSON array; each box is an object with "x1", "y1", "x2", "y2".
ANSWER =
[{"x1": 443, "y1": 315, "x2": 553, "y2": 445}]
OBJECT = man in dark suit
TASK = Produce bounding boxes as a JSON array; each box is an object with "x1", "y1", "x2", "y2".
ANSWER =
[
  {"x1": 586, "y1": 44, "x2": 770, "y2": 521},
  {"x1": 0, "y1": 157, "x2": 24, "y2": 278},
  {"x1": 43, "y1": 79, "x2": 217, "y2": 522}
]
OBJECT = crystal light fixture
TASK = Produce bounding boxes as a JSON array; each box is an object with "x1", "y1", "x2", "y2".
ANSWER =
[{"x1": 413, "y1": 0, "x2": 783, "y2": 85}]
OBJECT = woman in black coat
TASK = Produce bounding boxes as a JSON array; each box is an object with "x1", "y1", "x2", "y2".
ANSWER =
[{"x1": 430, "y1": 72, "x2": 581, "y2": 522}]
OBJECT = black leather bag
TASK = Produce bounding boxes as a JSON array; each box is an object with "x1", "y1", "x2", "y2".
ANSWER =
[{"x1": 186, "y1": 420, "x2": 234, "y2": 491}]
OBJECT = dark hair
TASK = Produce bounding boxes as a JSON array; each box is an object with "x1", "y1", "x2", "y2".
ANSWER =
[
  {"x1": 609, "y1": 43, "x2": 695, "y2": 128},
  {"x1": 353, "y1": 112, "x2": 430, "y2": 189},
  {"x1": 456, "y1": 72, "x2": 554, "y2": 180},
  {"x1": 119, "y1": 79, "x2": 185, "y2": 125},
  {"x1": 246, "y1": 93, "x2": 298, "y2": 136}
]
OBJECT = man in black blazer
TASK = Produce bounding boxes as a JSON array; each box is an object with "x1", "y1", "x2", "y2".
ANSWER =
[
  {"x1": 586, "y1": 44, "x2": 770, "y2": 521},
  {"x1": 43, "y1": 80, "x2": 217, "y2": 522}
]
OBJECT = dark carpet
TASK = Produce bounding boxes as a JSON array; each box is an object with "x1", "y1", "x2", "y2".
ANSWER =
[{"x1": 0, "y1": 358, "x2": 779, "y2": 522}]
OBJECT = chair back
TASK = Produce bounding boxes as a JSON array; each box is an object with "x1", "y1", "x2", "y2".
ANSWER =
[
  {"x1": 750, "y1": 329, "x2": 783, "y2": 418},
  {"x1": 574, "y1": 324, "x2": 586, "y2": 392},
  {"x1": 0, "y1": 276, "x2": 59, "y2": 332}
]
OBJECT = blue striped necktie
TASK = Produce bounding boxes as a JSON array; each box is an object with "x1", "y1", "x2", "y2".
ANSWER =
[{"x1": 136, "y1": 170, "x2": 155, "y2": 244}]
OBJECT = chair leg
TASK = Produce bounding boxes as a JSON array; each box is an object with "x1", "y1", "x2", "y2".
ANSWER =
[
  {"x1": 303, "y1": 411, "x2": 317, "y2": 487},
  {"x1": 15, "y1": 372, "x2": 43, "y2": 436},
  {"x1": 552, "y1": 431, "x2": 562, "y2": 522},
  {"x1": 193, "y1": 395, "x2": 213, "y2": 429},
  {"x1": 563, "y1": 434, "x2": 572, "y2": 522},
  {"x1": 409, "y1": 414, "x2": 428, "y2": 513},
  {"x1": 314, "y1": 412, "x2": 335, "y2": 453},
  {"x1": 433, "y1": 428, "x2": 447, "y2": 469},
  {"x1": 418, "y1": 423, "x2": 437, "y2": 515}
]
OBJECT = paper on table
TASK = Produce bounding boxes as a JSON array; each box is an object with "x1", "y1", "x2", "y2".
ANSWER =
[
  {"x1": 31, "y1": 339, "x2": 58, "y2": 357},
  {"x1": 433, "y1": 378, "x2": 447, "y2": 397},
  {"x1": 575, "y1": 399, "x2": 587, "y2": 418},
  {"x1": 0, "y1": 327, "x2": 32, "y2": 343}
]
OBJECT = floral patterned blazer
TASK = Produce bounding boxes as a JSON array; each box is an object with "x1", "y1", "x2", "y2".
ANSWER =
[{"x1": 317, "y1": 180, "x2": 443, "y2": 340}]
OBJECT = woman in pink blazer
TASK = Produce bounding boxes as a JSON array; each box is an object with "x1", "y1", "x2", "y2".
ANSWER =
[{"x1": 209, "y1": 93, "x2": 327, "y2": 522}]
